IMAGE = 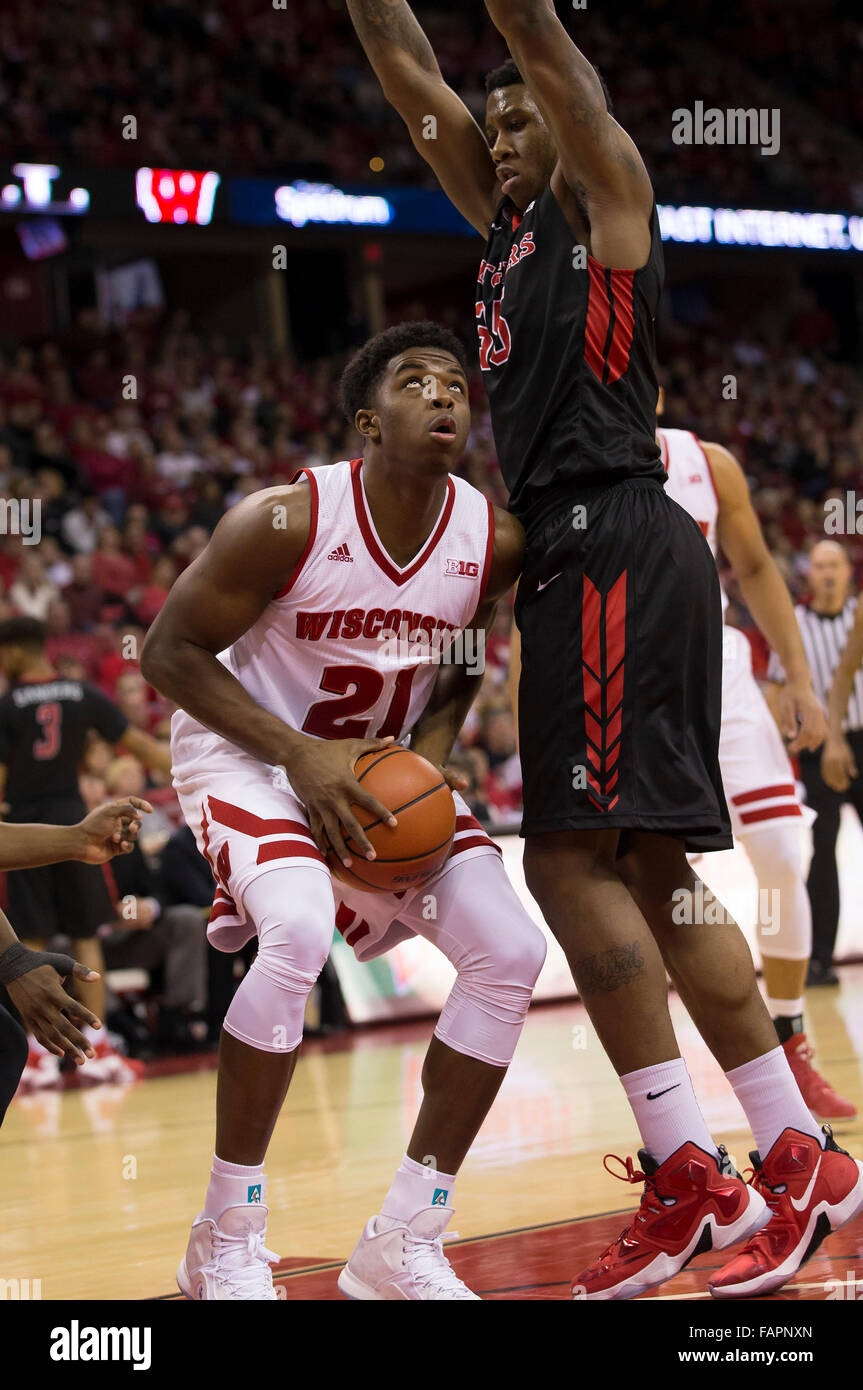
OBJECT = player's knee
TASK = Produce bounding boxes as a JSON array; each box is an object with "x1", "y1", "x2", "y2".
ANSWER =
[
  {"x1": 484, "y1": 916, "x2": 547, "y2": 988},
  {"x1": 247, "y1": 871, "x2": 334, "y2": 993},
  {"x1": 523, "y1": 837, "x2": 612, "y2": 905}
]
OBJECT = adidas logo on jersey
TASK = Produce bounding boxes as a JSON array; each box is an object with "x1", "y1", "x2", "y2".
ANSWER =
[{"x1": 327, "y1": 543, "x2": 354, "y2": 562}]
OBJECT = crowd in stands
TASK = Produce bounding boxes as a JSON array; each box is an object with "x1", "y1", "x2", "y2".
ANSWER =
[
  {"x1": 0, "y1": 274, "x2": 859, "y2": 1058},
  {"x1": 0, "y1": 280, "x2": 860, "y2": 809},
  {"x1": 0, "y1": 0, "x2": 860, "y2": 211}
]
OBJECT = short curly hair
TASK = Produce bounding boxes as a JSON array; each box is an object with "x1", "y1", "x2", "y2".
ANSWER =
[
  {"x1": 339, "y1": 321, "x2": 469, "y2": 425},
  {"x1": 484, "y1": 55, "x2": 613, "y2": 114}
]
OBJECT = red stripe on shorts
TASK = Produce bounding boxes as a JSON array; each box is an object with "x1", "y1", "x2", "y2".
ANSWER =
[
  {"x1": 731, "y1": 783, "x2": 796, "y2": 807},
  {"x1": 738, "y1": 804, "x2": 802, "y2": 825}
]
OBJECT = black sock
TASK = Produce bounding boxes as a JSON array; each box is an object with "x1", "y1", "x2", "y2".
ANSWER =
[{"x1": 773, "y1": 1013, "x2": 804, "y2": 1045}]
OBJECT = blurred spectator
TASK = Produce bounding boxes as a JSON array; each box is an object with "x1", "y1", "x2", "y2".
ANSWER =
[{"x1": 8, "y1": 553, "x2": 59, "y2": 621}]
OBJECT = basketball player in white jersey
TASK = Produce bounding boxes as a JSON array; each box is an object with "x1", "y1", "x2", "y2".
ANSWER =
[
  {"x1": 658, "y1": 407, "x2": 855, "y2": 1120},
  {"x1": 141, "y1": 321, "x2": 548, "y2": 1300}
]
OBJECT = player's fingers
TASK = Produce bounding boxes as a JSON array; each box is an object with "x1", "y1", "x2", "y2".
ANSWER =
[
  {"x1": 126, "y1": 797, "x2": 153, "y2": 813},
  {"x1": 321, "y1": 808, "x2": 353, "y2": 867},
  {"x1": 443, "y1": 767, "x2": 469, "y2": 791},
  {"x1": 70, "y1": 962, "x2": 100, "y2": 983},
  {"x1": 48, "y1": 1016, "x2": 92, "y2": 1061},
  {"x1": 306, "y1": 810, "x2": 328, "y2": 857},
  {"x1": 353, "y1": 788, "x2": 397, "y2": 829},
  {"x1": 30, "y1": 1025, "x2": 66, "y2": 1059},
  {"x1": 58, "y1": 991, "x2": 101, "y2": 1030},
  {"x1": 336, "y1": 803, "x2": 378, "y2": 860},
  {"x1": 359, "y1": 736, "x2": 395, "y2": 754}
]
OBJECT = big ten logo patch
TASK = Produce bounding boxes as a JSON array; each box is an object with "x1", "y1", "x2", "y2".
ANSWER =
[{"x1": 445, "y1": 558, "x2": 479, "y2": 578}]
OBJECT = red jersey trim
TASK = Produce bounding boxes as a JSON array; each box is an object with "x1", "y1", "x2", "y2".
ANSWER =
[
  {"x1": 349, "y1": 457, "x2": 456, "y2": 587},
  {"x1": 273, "y1": 467, "x2": 319, "y2": 599},
  {"x1": 691, "y1": 434, "x2": 720, "y2": 509}
]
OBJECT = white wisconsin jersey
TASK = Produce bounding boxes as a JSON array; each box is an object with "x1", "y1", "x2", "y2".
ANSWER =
[
  {"x1": 177, "y1": 458, "x2": 494, "y2": 746},
  {"x1": 659, "y1": 427, "x2": 726, "y2": 614}
]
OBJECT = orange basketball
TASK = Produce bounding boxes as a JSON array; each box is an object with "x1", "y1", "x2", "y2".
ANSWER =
[{"x1": 325, "y1": 746, "x2": 456, "y2": 894}]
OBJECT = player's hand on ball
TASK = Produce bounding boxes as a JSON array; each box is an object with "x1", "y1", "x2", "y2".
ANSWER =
[
  {"x1": 7, "y1": 958, "x2": 101, "y2": 1063},
  {"x1": 285, "y1": 735, "x2": 398, "y2": 866},
  {"x1": 781, "y1": 682, "x2": 827, "y2": 754},
  {"x1": 821, "y1": 736, "x2": 857, "y2": 792},
  {"x1": 77, "y1": 797, "x2": 153, "y2": 863}
]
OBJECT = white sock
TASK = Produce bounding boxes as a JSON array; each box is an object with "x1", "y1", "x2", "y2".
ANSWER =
[
  {"x1": 621, "y1": 1057, "x2": 718, "y2": 1166},
  {"x1": 381, "y1": 1153, "x2": 456, "y2": 1222},
  {"x1": 203, "y1": 1154, "x2": 267, "y2": 1221},
  {"x1": 725, "y1": 1045, "x2": 823, "y2": 1157}
]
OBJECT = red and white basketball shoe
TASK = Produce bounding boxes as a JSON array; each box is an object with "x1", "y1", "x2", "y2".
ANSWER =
[
  {"x1": 571, "y1": 1142, "x2": 769, "y2": 1300},
  {"x1": 782, "y1": 1035, "x2": 857, "y2": 1120},
  {"x1": 709, "y1": 1126, "x2": 863, "y2": 1298},
  {"x1": 16, "y1": 1043, "x2": 62, "y2": 1094},
  {"x1": 77, "y1": 1038, "x2": 145, "y2": 1085}
]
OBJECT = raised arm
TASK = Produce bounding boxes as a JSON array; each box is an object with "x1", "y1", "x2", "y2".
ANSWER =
[
  {"x1": 483, "y1": 0, "x2": 653, "y2": 266},
  {"x1": 708, "y1": 441, "x2": 825, "y2": 753},
  {"x1": 346, "y1": 0, "x2": 498, "y2": 235}
]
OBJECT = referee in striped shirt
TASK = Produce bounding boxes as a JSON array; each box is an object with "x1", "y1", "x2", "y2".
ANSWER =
[{"x1": 767, "y1": 540, "x2": 863, "y2": 985}]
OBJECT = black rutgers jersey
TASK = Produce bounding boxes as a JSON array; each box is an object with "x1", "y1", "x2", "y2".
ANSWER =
[
  {"x1": 0, "y1": 676, "x2": 128, "y2": 809},
  {"x1": 477, "y1": 185, "x2": 666, "y2": 523}
]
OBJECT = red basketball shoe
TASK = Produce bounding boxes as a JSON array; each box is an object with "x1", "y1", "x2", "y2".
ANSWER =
[
  {"x1": 709, "y1": 1127, "x2": 863, "y2": 1299},
  {"x1": 571, "y1": 1142, "x2": 769, "y2": 1300},
  {"x1": 782, "y1": 1034, "x2": 857, "y2": 1120}
]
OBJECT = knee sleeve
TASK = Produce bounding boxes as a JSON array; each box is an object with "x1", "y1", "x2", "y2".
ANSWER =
[
  {"x1": 742, "y1": 824, "x2": 812, "y2": 962},
  {"x1": 223, "y1": 867, "x2": 335, "y2": 1053},
  {"x1": 427, "y1": 859, "x2": 547, "y2": 1067}
]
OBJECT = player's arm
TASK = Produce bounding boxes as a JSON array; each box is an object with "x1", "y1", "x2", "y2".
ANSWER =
[
  {"x1": 0, "y1": 911, "x2": 102, "y2": 1062},
  {"x1": 482, "y1": 0, "x2": 653, "y2": 265},
  {"x1": 117, "y1": 727, "x2": 173, "y2": 776},
  {"x1": 0, "y1": 798, "x2": 151, "y2": 870},
  {"x1": 820, "y1": 601, "x2": 863, "y2": 792},
  {"x1": 140, "y1": 484, "x2": 396, "y2": 866},
  {"x1": 708, "y1": 441, "x2": 826, "y2": 753},
  {"x1": 410, "y1": 508, "x2": 524, "y2": 777},
  {"x1": 346, "y1": 0, "x2": 498, "y2": 235}
]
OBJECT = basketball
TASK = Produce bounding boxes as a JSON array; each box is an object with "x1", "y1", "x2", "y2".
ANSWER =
[{"x1": 325, "y1": 746, "x2": 456, "y2": 893}]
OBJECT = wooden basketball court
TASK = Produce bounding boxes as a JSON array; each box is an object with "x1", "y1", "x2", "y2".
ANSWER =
[{"x1": 2, "y1": 969, "x2": 862, "y2": 1302}]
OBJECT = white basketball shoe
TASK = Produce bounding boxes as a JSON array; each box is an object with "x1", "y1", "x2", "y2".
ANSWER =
[
  {"x1": 338, "y1": 1206, "x2": 479, "y2": 1300},
  {"x1": 177, "y1": 1203, "x2": 281, "y2": 1300}
]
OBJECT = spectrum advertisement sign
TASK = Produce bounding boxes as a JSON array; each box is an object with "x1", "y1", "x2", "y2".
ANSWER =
[{"x1": 2, "y1": 161, "x2": 862, "y2": 252}]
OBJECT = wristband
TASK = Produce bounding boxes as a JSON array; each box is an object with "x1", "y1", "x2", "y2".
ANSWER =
[{"x1": 0, "y1": 942, "x2": 76, "y2": 985}]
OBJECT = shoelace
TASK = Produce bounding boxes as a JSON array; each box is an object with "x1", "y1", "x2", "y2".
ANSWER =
[
  {"x1": 402, "y1": 1229, "x2": 472, "y2": 1297},
  {"x1": 597, "y1": 1154, "x2": 670, "y2": 1257},
  {"x1": 210, "y1": 1228, "x2": 281, "y2": 1300}
]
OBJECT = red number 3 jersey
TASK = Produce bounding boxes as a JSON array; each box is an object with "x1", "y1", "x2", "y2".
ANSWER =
[{"x1": 172, "y1": 458, "x2": 495, "y2": 750}]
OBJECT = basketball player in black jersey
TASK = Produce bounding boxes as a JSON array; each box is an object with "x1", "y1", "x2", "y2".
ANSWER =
[
  {"x1": 0, "y1": 616, "x2": 171, "y2": 1085},
  {"x1": 348, "y1": 0, "x2": 863, "y2": 1300}
]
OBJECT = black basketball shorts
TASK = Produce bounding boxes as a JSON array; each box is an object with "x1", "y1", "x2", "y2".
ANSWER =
[{"x1": 514, "y1": 477, "x2": 732, "y2": 852}]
